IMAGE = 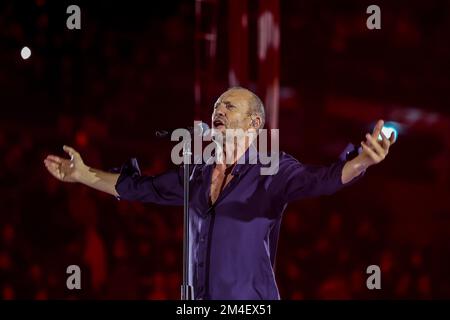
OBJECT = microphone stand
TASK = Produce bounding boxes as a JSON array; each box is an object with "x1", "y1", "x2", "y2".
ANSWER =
[
  {"x1": 155, "y1": 122, "x2": 209, "y2": 300},
  {"x1": 181, "y1": 139, "x2": 194, "y2": 300}
]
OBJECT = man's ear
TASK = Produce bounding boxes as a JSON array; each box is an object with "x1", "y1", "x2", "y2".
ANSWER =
[{"x1": 252, "y1": 116, "x2": 261, "y2": 129}]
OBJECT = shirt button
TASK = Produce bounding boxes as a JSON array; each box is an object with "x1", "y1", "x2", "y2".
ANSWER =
[
  {"x1": 199, "y1": 262, "x2": 204, "y2": 267},
  {"x1": 199, "y1": 237, "x2": 205, "y2": 242}
]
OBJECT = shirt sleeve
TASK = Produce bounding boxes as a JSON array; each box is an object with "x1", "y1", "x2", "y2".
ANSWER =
[
  {"x1": 277, "y1": 153, "x2": 364, "y2": 203},
  {"x1": 113, "y1": 158, "x2": 184, "y2": 205}
]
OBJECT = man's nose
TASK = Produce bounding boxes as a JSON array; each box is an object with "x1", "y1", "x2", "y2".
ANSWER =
[{"x1": 215, "y1": 105, "x2": 226, "y2": 117}]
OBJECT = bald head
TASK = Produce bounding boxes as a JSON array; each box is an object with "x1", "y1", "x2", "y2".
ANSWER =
[{"x1": 214, "y1": 87, "x2": 265, "y2": 131}]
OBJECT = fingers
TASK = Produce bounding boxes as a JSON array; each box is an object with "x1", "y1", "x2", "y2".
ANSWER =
[
  {"x1": 389, "y1": 132, "x2": 396, "y2": 145},
  {"x1": 63, "y1": 145, "x2": 79, "y2": 161},
  {"x1": 45, "y1": 155, "x2": 63, "y2": 164},
  {"x1": 371, "y1": 119, "x2": 384, "y2": 139},
  {"x1": 44, "y1": 158, "x2": 64, "y2": 180},
  {"x1": 44, "y1": 159, "x2": 56, "y2": 171},
  {"x1": 361, "y1": 141, "x2": 383, "y2": 163},
  {"x1": 44, "y1": 156, "x2": 70, "y2": 167},
  {"x1": 362, "y1": 120, "x2": 396, "y2": 166},
  {"x1": 362, "y1": 131, "x2": 388, "y2": 164},
  {"x1": 365, "y1": 133, "x2": 386, "y2": 157},
  {"x1": 43, "y1": 145, "x2": 80, "y2": 182},
  {"x1": 379, "y1": 131, "x2": 391, "y2": 151}
]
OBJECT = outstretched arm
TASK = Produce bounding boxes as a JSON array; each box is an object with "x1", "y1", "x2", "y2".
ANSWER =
[
  {"x1": 276, "y1": 119, "x2": 395, "y2": 203},
  {"x1": 44, "y1": 145, "x2": 120, "y2": 197},
  {"x1": 44, "y1": 145, "x2": 184, "y2": 204},
  {"x1": 341, "y1": 119, "x2": 395, "y2": 184}
]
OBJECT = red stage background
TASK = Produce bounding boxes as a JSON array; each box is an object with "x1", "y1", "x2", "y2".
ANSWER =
[{"x1": 0, "y1": 0, "x2": 449, "y2": 299}]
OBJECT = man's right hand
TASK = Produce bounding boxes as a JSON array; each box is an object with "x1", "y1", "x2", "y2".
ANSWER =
[
  {"x1": 44, "y1": 145, "x2": 120, "y2": 196},
  {"x1": 44, "y1": 145, "x2": 87, "y2": 183}
]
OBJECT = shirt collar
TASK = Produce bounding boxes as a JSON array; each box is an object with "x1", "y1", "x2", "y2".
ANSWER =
[{"x1": 203, "y1": 142, "x2": 259, "y2": 177}]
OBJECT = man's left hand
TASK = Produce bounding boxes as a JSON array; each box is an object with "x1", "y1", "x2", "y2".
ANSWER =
[
  {"x1": 341, "y1": 119, "x2": 396, "y2": 184},
  {"x1": 359, "y1": 119, "x2": 396, "y2": 168}
]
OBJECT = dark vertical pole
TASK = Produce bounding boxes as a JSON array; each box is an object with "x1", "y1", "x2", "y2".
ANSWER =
[{"x1": 181, "y1": 141, "x2": 193, "y2": 300}]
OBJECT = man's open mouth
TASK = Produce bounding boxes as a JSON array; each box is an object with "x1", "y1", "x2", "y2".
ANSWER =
[{"x1": 213, "y1": 119, "x2": 226, "y2": 128}]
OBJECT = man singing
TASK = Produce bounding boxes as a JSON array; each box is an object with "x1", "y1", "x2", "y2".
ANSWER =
[{"x1": 44, "y1": 87, "x2": 395, "y2": 299}]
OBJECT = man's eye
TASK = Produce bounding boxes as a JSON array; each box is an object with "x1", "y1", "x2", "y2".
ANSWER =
[{"x1": 226, "y1": 104, "x2": 236, "y2": 110}]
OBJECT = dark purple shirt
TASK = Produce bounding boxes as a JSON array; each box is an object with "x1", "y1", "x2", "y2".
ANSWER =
[{"x1": 114, "y1": 145, "x2": 362, "y2": 300}]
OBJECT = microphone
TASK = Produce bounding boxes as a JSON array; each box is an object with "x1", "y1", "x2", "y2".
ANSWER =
[{"x1": 155, "y1": 121, "x2": 210, "y2": 139}]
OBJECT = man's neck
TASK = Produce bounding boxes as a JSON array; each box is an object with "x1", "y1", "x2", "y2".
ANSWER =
[{"x1": 215, "y1": 139, "x2": 252, "y2": 167}]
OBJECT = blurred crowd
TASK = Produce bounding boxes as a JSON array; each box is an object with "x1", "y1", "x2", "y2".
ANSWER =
[{"x1": 1, "y1": 0, "x2": 450, "y2": 299}]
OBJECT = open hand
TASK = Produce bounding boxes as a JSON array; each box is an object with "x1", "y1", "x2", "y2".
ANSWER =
[
  {"x1": 43, "y1": 145, "x2": 86, "y2": 183},
  {"x1": 359, "y1": 119, "x2": 395, "y2": 168}
]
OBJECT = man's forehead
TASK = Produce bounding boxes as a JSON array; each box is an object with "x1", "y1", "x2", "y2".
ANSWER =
[{"x1": 217, "y1": 89, "x2": 252, "y2": 105}]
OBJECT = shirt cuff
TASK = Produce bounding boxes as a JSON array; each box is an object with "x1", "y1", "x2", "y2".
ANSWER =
[{"x1": 109, "y1": 158, "x2": 142, "y2": 200}]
